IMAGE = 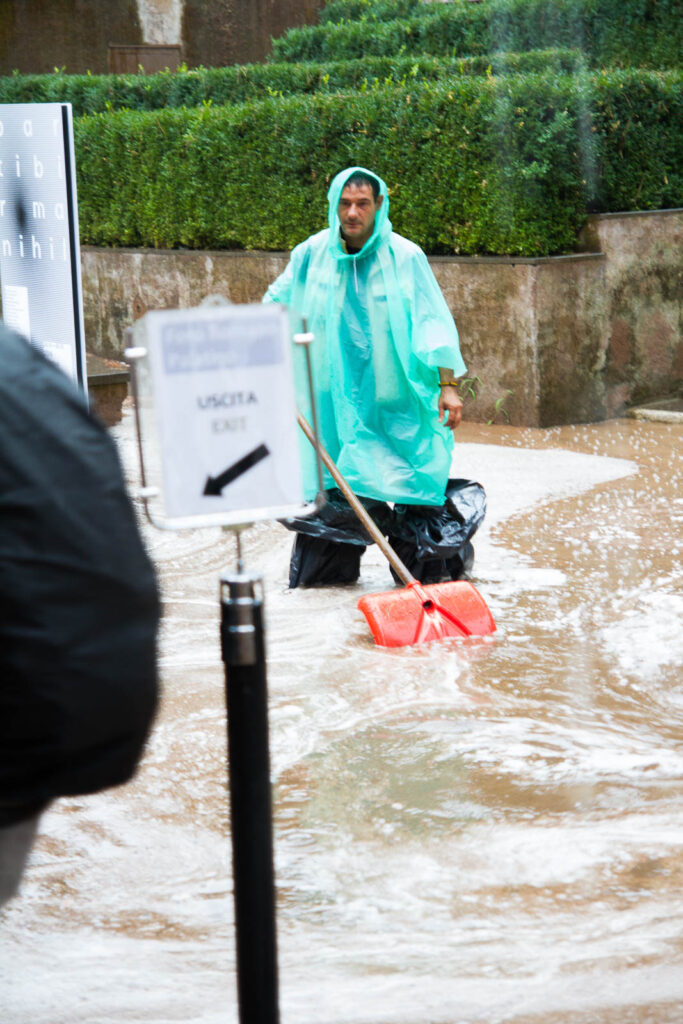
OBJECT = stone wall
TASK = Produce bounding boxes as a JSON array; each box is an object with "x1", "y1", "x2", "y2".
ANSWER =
[
  {"x1": 0, "y1": 0, "x2": 143, "y2": 75},
  {"x1": 0, "y1": 0, "x2": 324, "y2": 74},
  {"x1": 578, "y1": 210, "x2": 682, "y2": 417},
  {"x1": 80, "y1": 209, "x2": 682, "y2": 427},
  {"x1": 182, "y1": 0, "x2": 323, "y2": 70},
  {"x1": 427, "y1": 255, "x2": 608, "y2": 427}
]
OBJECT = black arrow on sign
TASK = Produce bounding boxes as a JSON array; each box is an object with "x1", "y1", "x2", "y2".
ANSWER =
[{"x1": 203, "y1": 443, "x2": 270, "y2": 496}]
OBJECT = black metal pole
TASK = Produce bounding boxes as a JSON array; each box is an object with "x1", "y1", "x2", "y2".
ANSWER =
[{"x1": 220, "y1": 573, "x2": 280, "y2": 1024}]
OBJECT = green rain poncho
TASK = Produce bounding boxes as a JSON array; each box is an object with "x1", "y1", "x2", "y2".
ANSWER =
[{"x1": 264, "y1": 166, "x2": 466, "y2": 505}]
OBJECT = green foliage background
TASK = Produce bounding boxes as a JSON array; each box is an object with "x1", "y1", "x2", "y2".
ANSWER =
[
  {"x1": 274, "y1": 0, "x2": 679, "y2": 67},
  {"x1": 2, "y1": 0, "x2": 680, "y2": 255},
  {"x1": 0, "y1": 49, "x2": 586, "y2": 116},
  {"x1": 273, "y1": 0, "x2": 680, "y2": 68},
  {"x1": 73, "y1": 69, "x2": 680, "y2": 255}
]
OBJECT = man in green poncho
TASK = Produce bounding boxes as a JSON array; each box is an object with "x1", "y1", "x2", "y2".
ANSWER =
[{"x1": 264, "y1": 165, "x2": 485, "y2": 587}]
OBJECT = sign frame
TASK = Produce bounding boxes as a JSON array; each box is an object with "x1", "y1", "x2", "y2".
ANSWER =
[{"x1": 127, "y1": 302, "x2": 319, "y2": 531}]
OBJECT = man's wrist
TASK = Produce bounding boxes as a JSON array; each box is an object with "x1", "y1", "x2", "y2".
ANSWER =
[{"x1": 438, "y1": 367, "x2": 460, "y2": 388}]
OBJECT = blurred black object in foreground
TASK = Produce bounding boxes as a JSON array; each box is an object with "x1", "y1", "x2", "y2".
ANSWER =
[{"x1": 0, "y1": 325, "x2": 160, "y2": 903}]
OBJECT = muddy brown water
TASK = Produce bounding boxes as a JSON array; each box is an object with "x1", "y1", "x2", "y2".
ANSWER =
[{"x1": 1, "y1": 410, "x2": 681, "y2": 1024}]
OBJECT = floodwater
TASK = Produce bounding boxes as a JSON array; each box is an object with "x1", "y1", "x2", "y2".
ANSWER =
[{"x1": 1, "y1": 408, "x2": 682, "y2": 1024}]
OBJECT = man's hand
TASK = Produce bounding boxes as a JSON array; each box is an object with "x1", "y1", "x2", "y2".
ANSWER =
[{"x1": 438, "y1": 385, "x2": 463, "y2": 434}]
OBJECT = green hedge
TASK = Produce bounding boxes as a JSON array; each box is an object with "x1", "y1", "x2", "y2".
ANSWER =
[
  {"x1": 592, "y1": 70, "x2": 682, "y2": 212},
  {"x1": 319, "y1": 0, "x2": 422, "y2": 23},
  {"x1": 0, "y1": 49, "x2": 584, "y2": 115},
  {"x1": 74, "y1": 69, "x2": 681, "y2": 257},
  {"x1": 273, "y1": 0, "x2": 681, "y2": 68},
  {"x1": 272, "y1": 8, "x2": 489, "y2": 62}
]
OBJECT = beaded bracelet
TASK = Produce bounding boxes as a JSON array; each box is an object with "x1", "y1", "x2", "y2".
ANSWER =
[{"x1": 438, "y1": 380, "x2": 460, "y2": 388}]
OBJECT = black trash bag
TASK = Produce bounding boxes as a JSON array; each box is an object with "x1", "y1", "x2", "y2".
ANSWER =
[
  {"x1": 280, "y1": 487, "x2": 393, "y2": 546},
  {"x1": 283, "y1": 488, "x2": 393, "y2": 587},
  {"x1": 389, "y1": 479, "x2": 486, "y2": 584},
  {"x1": 282, "y1": 480, "x2": 486, "y2": 589},
  {"x1": 387, "y1": 536, "x2": 475, "y2": 585},
  {"x1": 289, "y1": 534, "x2": 366, "y2": 588}
]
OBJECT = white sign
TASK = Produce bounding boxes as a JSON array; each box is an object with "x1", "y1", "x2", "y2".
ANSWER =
[
  {"x1": 137, "y1": 303, "x2": 307, "y2": 526},
  {"x1": 0, "y1": 103, "x2": 86, "y2": 389}
]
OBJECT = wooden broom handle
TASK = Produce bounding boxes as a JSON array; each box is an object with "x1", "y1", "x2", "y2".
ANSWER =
[{"x1": 297, "y1": 412, "x2": 416, "y2": 587}]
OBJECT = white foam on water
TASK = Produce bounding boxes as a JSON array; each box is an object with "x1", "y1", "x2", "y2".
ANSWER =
[
  {"x1": 599, "y1": 589, "x2": 683, "y2": 682},
  {"x1": 451, "y1": 442, "x2": 638, "y2": 528}
]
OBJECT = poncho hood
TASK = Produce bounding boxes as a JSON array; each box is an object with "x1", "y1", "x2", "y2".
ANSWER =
[{"x1": 327, "y1": 166, "x2": 391, "y2": 261}]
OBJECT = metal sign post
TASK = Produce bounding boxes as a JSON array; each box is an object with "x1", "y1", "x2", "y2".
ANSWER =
[
  {"x1": 126, "y1": 302, "x2": 320, "y2": 1024},
  {"x1": 220, "y1": 571, "x2": 278, "y2": 1023}
]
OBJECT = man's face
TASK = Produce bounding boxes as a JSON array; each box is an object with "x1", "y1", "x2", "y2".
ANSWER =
[{"x1": 338, "y1": 181, "x2": 383, "y2": 249}]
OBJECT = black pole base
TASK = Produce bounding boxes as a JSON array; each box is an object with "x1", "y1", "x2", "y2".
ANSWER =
[{"x1": 221, "y1": 573, "x2": 279, "y2": 1024}]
